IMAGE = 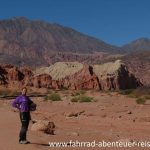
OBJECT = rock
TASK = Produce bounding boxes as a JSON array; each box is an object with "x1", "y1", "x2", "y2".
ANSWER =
[
  {"x1": 31, "y1": 120, "x2": 55, "y2": 134},
  {"x1": 0, "y1": 60, "x2": 142, "y2": 91},
  {"x1": 127, "y1": 111, "x2": 132, "y2": 114},
  {"x1": 68, "y1": 132, "x2": 79, "y2": 136},
  {"x1": 33, "y1": 74, "x2": 52, "y2": 88},
  {"x1": 93, "y1": 60, "x2": 142, "y2": 90},
  {"x1": 65, "y1": 110, "x2": 85, "y2": 117},
  {"x1": 7, "y1": 67, "x2": 24, "y2": 81},
  {"x1": 0, "y1": 66, "x2": 7, "y2": 85},
  {"x1": 0, "y1": 64, "x2": 24, "y2": 87},
  {"x1": 34, "y1": 62, "x2": 100, "y2": 90}
]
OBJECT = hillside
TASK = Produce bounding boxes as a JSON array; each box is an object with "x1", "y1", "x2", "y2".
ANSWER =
[
  {"x1": 122, "y1": 38, "x2": 150, "y2": 52},
  {"x1": 0, "y1": 17, "x2": 121, "y2": 66}
]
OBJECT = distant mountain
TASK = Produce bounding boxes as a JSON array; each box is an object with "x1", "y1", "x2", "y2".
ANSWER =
[
  {"x1": 122, "y1": 38, "x2": 150, "y2": 52},
  {"x1": 0, "y1": 17, "x2": 122, "y2": 66}
]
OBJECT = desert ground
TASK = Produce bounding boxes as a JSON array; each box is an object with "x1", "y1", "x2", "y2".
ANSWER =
[{"x1": 0, "y1": 89, "x2": 150, "y2": 150}]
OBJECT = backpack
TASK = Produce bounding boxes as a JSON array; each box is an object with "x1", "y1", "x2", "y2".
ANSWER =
[{"x1": 29, "y1": 103, "x2": 37, "y2": 111}]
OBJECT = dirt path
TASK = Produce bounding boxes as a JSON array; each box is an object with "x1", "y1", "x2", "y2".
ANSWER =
[{"x1": 1, "y1": 91, "x2": 150, "y2": 150}]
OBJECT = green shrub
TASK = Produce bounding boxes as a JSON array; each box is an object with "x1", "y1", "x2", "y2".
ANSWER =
[
  {"x1": 49, "y1": 93, "x2": 61, "y2": 101},
  {"x1": 71, "y1": 97, "x2": 79, "y2": 102},
  {"x1": 144, "y1": 95, "x2": 150, "y2": 100},
  {"x1": 127, "y1": 94, "x2": 138, "y2": 98},
  {"x1": 71, "y1": 94, "x2": 93, "y2": 103},
  {"x1": 74, "y1": 92, "x2": 80, "y2": 96},
  {"x1": 79, "y1": 90, "x2": 86, "y2": 95},
  {"x1": 119, "y1": 89, "x2": 134, "y2": 95},
  {"x1": 0, "y1": 89, "x2": 22, "y2": 97},
  {"x1": 134, "y1": 86, "x2": 150, "y2": 96},
  {"x1": 79, "y1": 95, "x2": 93, "y2": 102},
  {"x1": 136, "y1": 98, "x2": 146, "y2": 104},
  {"x1": 74, "y1": 90, "x2": 86, "y2": 96},
  {"x1": 44, "y1": 95, "x2": 50, "y2": 101},
  {"x1": 44, "y1": 93, "x2": 61, "y2": 101}
]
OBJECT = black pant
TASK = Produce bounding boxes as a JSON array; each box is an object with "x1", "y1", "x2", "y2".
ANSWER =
[{"x1": 19, "y1": 112, "x2": 31, "y2": 141}]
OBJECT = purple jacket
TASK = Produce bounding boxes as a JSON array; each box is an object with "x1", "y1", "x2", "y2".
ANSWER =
[{"x1": 12, "y1": 95, "x2": 33, "y2": 112}]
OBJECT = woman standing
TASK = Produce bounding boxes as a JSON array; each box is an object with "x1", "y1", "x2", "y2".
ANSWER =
[{"x1": 12, "y1": 87, "x2": 36, "y2": 144}]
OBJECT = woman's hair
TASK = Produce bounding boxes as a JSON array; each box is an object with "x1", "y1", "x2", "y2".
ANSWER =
[{"x1": 22, "y1": 87, "x2": 27, "y2": 91}]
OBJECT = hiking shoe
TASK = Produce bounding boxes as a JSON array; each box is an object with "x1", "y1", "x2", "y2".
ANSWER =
[{"x1": 19, "y1": 140, "x2": 30, "y2": 144}]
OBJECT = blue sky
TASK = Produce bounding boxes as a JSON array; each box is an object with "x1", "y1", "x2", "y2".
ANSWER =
[{"x1": 0, "y1": 0, "x2": 150, "y2": 46}]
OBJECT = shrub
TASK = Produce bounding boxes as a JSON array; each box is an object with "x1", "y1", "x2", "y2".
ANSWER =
[
  {"x1": 134, "y1": 86, "x2": 150, "y2": 96},
  {"x1": 119, "y1": 89, "x2": 134, "y2": 95},
  {"x1": 71, "y1": 97, "x2": 79, "y2": 102},
  {"x1": 74, "y1": 90, "x2": 86, "y2": 96},
  {"x1": 49, "y1": 93, "x2": 61, "y2": 101},
  {"x1": 71, "y1": 94, "x2": 93, "y2": 103},
  {"x1": 79, "y1": 90, "x2": 86, "y2": 95},
  {"x1": 144, "y1": 95, "x2": 150, "y2": 100},
  {"x1": 44, "y1": 93, "x2": 61, "y2": 101},
  {"x1": 0, "y1": 89, "x2": 22, "y2": 98},
  {"x1": 79, "y1": 95, "x2": 93, "y2": 102},
  {"x1": 136, "y1": 98, "x2": 146, "y2": 104},
  {"x1": 44, "y1": 95, "x2": 50, "y2": 101},
  {"x1": 79, "y1": 95, "x2": 93, "y2": 103}
]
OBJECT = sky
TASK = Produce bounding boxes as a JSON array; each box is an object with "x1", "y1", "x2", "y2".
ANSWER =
[{"x1": 0, "y1": 0, "x2": 150, "y2": 46}]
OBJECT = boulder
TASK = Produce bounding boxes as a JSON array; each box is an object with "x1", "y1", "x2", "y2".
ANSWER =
[{"x1": 31, "y1": 120, "x2": 55, "y2": 134}]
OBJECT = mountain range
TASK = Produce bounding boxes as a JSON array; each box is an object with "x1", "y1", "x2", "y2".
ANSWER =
[{"x1": 0, "y1": 17, "x2": 150, "y2": 67}]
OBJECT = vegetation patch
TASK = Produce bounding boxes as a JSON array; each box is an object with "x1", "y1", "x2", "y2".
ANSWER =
[
  {"x1": 119, "y1": 86, "x2": 150, "y2": 105},
  {"x1": 119, "y1": 89, "x2": 134, "y2": 95},
  {"x1": 136, "y1": 98, "x2": 146, "y2": 104},
  {"x1": 0, "y1": 89, "x2": 20, "y2": 98},
  {"x1": 71, "y1": 94, "x2": 93, "y2": 103},
  {"x1": 44, "y1": 93, "x2": 61, "y2": 101}
]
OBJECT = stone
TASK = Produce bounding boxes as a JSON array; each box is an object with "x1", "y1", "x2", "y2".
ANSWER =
[{"x1": 31, "y1": 120, "x2": 55, "y2": 135}]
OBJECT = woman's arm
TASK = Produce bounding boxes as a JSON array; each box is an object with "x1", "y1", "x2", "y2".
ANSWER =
[{"x1": 12, "y1": 96, "x2": 20, "y2": 109}]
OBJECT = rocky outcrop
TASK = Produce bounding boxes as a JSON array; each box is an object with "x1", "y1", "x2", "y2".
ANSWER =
[
  {"x1": 58, "y1": 65, "x2": 100, "y2": 90},
  {"x1": 33, "y1": 74, "x2": 53, "y2": 88},
  {"x1": 122, "y1": 51, "x2": 150, "y2": 86},
  {"x1": 0, "y1": 64, "x2": 24, "y2": 87},
  {"x1": 0, "y1": 66, "x2": 7, "y2": 85},
  {"x1": 0, "y1": 61, "x2": 142, "y2": 90},
  {"x1": 34, "y1": 62, "x2": 100, "y2": 90},
  {"x1": 93, "y1": 60, "x2": 142, "y2": 90}
]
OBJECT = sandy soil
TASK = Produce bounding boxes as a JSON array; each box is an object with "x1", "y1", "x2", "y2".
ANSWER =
[{"x1": 0, "y1": 90, "x2": 150, "y2": 150}]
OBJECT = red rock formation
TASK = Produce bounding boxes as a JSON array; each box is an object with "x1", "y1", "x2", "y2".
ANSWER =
[
  {"x1": 0, "y1": 66, "x2": 7, "y2": 85},
  {"x1": 58, "y1": 65, "x2": 100, "y2": 90},
  {"x1": 93, "y1": 61, "x2": 142, "y2": 90},
  {"x1": 33, "y1": 74, "x2": 53, "y2": 88},
  {"x1": 0, "y1": 61, "x2": 142, "y2": 91},
  {"x1": 20, "y1": 67, "x2": 34, "y2": 86}
]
